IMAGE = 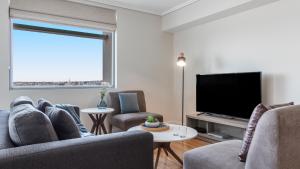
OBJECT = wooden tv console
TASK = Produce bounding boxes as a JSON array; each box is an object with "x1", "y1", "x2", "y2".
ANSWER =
[{"x1": 186, "y1": 113, "x2": 248, "y2": 143}]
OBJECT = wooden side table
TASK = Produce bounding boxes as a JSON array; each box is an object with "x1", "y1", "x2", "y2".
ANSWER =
[{"x1": 81, "y1": 108, "x2": 114, "y2": 135}]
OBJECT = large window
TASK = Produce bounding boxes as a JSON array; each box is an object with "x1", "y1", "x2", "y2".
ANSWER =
[{"x1": 10, "y1": 19, "x2": 114, "y2": 88}]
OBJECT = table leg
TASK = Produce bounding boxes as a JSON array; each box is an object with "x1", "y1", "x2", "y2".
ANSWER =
[
  {"x1": 88, "y1": 114, "x2": 97, "y2": 134},
  {"x1": 98, "y1": 114, "x2": 102, "y2": 135},
  {"x1": 154, "y1": 147, "x2": 161, "y2": 169},
  {"x1": 154, "y1": 142, "x2": 183, "y2": 167},
  {"x1": 96, "y1": 114, "x2": 99, "y2": 135},
  {"x1": 163, "y1": 148, "x2": 169, "y2": 156},
  {"x1": 165, "y1": 144, "x2": 183, "y2": 165},
  {"x1": 100, "y1": 114, "x2": 108, "y2": 134},
  {"x1": 88, "y1": 113, "x2": 108, "y2": 135}
]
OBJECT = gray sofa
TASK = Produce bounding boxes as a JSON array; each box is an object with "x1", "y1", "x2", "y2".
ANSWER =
[
  {"x1": 106, "y1": 90, "x2": 163, "y2": 132},
  {"x1": 0, "y1": 109, "x2": 154, "y2": 169},
  {"x1": 184, "y1": 105, "x2": 300, "y2": 169}
]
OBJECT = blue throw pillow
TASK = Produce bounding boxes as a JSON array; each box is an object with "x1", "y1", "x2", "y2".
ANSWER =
[{"x1": 119, "y1": 93, "x2": 140, "y2": 113}]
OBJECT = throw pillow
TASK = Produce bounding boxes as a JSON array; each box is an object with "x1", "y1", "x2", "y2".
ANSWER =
[
  {"x1": 119, "y1": 93, "x2": 140, "y2": 113},
  {"x1": 239, "y1": 104, "x2": 268, "y2": 162},
  {"x1": 55, "y1": 104, "x2": 91, "y2": 136},
  {"x1": 45, "y1": 107, "x2": 81, "y2": 140},
  {"x1": 9, "y1": 104, "x2": 58, "y2": 146},
  {"x1": 10, "y1": 96, "x2": 34, "y2": 108},
  {"x1": 36, "y1": 98, "x2": 53, "y2": 112}
]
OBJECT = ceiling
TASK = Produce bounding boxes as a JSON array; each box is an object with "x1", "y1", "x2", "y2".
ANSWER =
[{"x1": 87, "y1": 0, "x2": 199, "y2": 15}]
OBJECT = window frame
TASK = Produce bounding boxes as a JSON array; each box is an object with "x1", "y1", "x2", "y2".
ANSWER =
[{"x1": 9, "y1": 18, "x2": 116, "y2": 90}]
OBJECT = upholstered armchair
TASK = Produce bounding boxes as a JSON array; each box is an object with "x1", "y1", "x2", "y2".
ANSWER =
[
  {"x1": 183, "y1": 105, "x2": 300, "y2": 169},
  {"x1": 106, "y1": 90, "x2": 163, "y2": 132}
]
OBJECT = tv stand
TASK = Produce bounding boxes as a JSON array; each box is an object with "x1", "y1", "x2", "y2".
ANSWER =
[
  {"x1": 199, "y1": 112, "x2": 249, "y2": 122},
  {"x1": 186, "y1": 113, "x2": 248, "y2": 143}
]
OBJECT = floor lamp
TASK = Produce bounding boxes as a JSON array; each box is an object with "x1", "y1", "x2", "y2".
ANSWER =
[{"x1": 176, "y1": 52, "x2": 186, "y2": 125}]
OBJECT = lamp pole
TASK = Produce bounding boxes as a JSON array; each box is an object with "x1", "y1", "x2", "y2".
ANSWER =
[
  {"x1": 181, "y1": 66, "x2": 185, "y2": 125},
  {"x1": 176, "y1": 52, "x2": 186, "y2": 126}
]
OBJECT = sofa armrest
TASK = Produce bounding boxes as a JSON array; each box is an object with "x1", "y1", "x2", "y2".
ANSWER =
[{"x1": 0, "y1": 131, "x2": 153, "y2": 169}]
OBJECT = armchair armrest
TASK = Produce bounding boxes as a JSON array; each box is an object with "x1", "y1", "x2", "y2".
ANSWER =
[{"x1": 0, "y1": 131, "x2": 153, "y2": 169}]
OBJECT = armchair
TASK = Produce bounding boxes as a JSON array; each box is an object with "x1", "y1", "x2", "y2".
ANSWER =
[
  {"x1": 106, "y1": 90, "x2": 163, "y2": 132},
  {"x1": 183, "y1": 105, "x2": 300, "y2": 169}
]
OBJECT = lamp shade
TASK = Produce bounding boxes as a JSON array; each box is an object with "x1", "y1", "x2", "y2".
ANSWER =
[{"x1": 176, "y1": 52, "x2": 186, "y2": 67}]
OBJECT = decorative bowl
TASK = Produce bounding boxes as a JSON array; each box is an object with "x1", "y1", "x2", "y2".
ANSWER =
[{"x1": 144, "y1": 121, "x2": 160, "y2": 128}]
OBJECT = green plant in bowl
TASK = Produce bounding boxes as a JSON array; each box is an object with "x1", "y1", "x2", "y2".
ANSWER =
[
  {"x1": 147, "y1": 115, "x2": 156, "y2": 123},
  {"x1": 145, "y1": 115, "x2": 160, "y2": 128}
]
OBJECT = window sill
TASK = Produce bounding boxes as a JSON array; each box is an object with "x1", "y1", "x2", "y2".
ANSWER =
[{"x1": 10, "y1": 85, "x2": 115, "y2": 90}]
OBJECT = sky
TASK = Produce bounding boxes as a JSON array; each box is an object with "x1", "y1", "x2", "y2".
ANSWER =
[{"x1": 12, "y1": 19, "x2": 104, "y2": 82}]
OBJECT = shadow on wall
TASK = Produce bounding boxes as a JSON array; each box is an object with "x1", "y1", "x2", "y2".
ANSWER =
[
  {"x1": 262, "y1": 73, "x2": 289, "y2": 105},
  {"x1": 272, "y1": 73, "x2": 288, "y2": 103},
  {"x1": 262, "y1": 73, "x2": 274, "y2": 105}
]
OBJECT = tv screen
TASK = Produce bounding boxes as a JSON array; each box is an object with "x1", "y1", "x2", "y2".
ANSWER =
[{"x1": 196, "y1": 72, "x2": 261, "y2": 119}]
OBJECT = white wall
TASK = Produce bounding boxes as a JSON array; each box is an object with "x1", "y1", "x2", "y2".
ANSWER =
[
  {"x1": 162, "y1": 0, "x2": 278, "y2": 32},
  {"x1": 0, "y1": 0, "x2": 174, "y2": 128},
  {"x1": 163, "y1": 0, "x2": 251, "y2": 31},
  {"x1": 173, "y1": 0, "x2": 300, "y2": 122}
]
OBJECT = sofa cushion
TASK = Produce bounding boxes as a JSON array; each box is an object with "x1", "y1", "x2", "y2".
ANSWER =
[
  {"x1": 36, "y1": 98, "x2": 53, "y2": 112},
  {"x1": 45, "y1": 107, "x2": 81, "y2": 140},
  {"x1": 119, "y1": 93, "x2": 140, "y2": 113},
  {"x1": 10, "y1": 96, "x2": 34, "y2": 108},
  {"x1": 184, "y1": 140, "x2": 245, "y2": 169},
  {"x1": 112, "y1": 112, "x2": 163, "y2": 130},
  {"x1": 9, "y1": 104, "x2": 58, "y2": 146},
  {"x1": 0, "y1": 110, "x2": 15, "y2": 149}
]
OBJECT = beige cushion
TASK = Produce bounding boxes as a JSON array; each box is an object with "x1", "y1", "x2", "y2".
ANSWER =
[{"x1": 111, "y1": 112, "x2": 163, "y2": 130}]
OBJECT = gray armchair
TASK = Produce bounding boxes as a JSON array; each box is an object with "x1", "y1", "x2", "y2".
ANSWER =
[
  {"x1": 183, "y1": 105, "x2": 300, "y2": 169},
  {"x1": 106, "y1": 90, "x2": 163, "y2": 132}
]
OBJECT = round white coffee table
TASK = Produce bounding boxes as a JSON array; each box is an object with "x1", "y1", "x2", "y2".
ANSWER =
[
  {"x1": 81, "y1": 108, "x2": 114, "y2": 135},
  {"x1": 128, "y1": 124, "x2": 198, "y2": 168}
]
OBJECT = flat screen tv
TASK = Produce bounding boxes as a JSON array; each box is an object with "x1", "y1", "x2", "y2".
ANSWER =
[{"x1": 196, "y1": 72, "x2": 261, "y2": 119}]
